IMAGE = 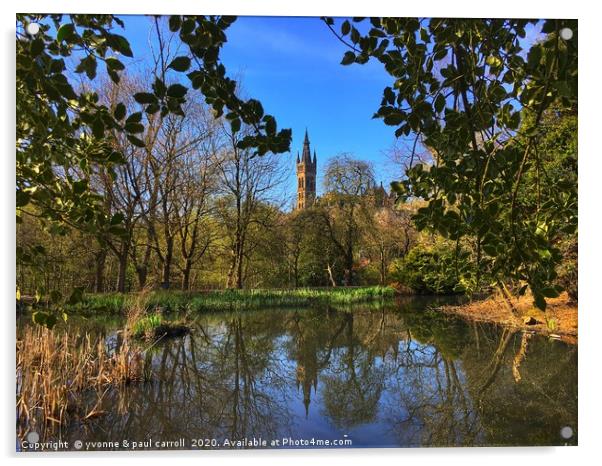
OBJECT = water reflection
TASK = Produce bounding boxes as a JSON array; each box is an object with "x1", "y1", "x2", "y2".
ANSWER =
[{"x1": 59, "y1": 298, "x2": 577, "y2": 448}]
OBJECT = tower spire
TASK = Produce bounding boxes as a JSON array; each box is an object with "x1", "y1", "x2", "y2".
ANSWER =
[{"x1": 302, "y1": 129, "x2": 311, "y2": 163}]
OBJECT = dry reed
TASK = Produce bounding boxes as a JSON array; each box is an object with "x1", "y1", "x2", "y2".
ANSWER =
[{"x1": 16, "y1": 324, "x2": 150, "y2": 441}]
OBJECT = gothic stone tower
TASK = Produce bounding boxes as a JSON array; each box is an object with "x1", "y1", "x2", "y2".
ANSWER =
[{"x1": 296, "y1": 130, "x2": 317, "y2": 209}]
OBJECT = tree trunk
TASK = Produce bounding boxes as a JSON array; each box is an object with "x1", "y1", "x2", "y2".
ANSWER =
[
  {"x1": 161, "y1": 237, "x2": 174, "y2": 289},
  {"x1": 236, "y1": 248, "x2": 244, "y2": 289},
  {"x1": 182, "y1": 259, "x2": 192, "y2": 291},
  {"x1": 94, "y1": 248, "x2": 107, "y2": 293},
  {"x1": 326, "y1": 263, "x2": 337, "y2": 287},
  {"x1": 227, "y1": 237, "x2": 244, "y2": 289},
  {"x1": 293, "y1": 256, "x2": 299, "y2": 288},
  {"x1": 135, "y1": 242, "x2": 152, "y2": 290},
  {"x1": 116, "y1": 242, "x2": 129, "y2": 293},
  {"x1": 344, "y1": 248, "x2": 353, "y2": 286},
  {"x1": 379, "y1": 249, "x2": 386, "y2": 285},
  {"x1": 226, "y1": 252, "x2": 237, "y2": 289},
  {"x1": 136, "y1": 266, "x2": 148, "y2": 290}
]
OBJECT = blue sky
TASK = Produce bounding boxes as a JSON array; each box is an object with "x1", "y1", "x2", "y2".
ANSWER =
[
  {"x1": 119, "y1": 15, "x2": 400, "y2": 199},
  {"x1": 109, "y1": 15, "x2": 542, "y2": 203},
  {"x1": 220, "y1": 16, "x2": 397, "y2": 185}
]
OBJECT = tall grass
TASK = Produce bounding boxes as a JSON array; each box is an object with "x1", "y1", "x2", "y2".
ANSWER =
[
  {"x1": 124, "y1": 290, "x2": 190, "y2": 340},
  {"x1": 131, "y1": 313, "x2": 163, "y2": 338},
  {"x1": 72, "y1": 286, "x2": 397, "y2": 314},
  {"x1": 16, "y1": 325, "x2": 150, "y2": 441}
]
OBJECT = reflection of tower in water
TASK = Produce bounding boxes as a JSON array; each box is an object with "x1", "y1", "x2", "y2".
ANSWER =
[
  {"x1": 294, "y1": 318, "x2": 320, "y2": 418},
  {"x1": 296, "y1": 360, "x2": 318, "y2": 418}
]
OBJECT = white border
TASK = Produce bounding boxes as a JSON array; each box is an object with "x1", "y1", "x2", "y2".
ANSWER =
[{"x1": 3, "y1": 1, "x2": 599, "y2": 465}]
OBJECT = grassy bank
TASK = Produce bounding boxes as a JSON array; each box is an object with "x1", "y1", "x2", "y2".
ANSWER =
[
  {"x1": 438, "y1": 292, "x2": 578, "y2": 343},
  {"x1": 70, "y1": 286, "x2": 398, "y2": 314}
]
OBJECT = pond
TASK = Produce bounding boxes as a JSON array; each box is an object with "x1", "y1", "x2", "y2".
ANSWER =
[{"x1": 19, "y1": 296, "x2": 578, "y2": 449}]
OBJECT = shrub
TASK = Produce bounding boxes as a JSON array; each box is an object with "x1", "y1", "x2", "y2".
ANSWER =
[
  {"x1": 389, "y1": 244, "x2": 464, "y2": 295},
  {"x1": 556, "y1": 237, "x2": 577, "y2": 302}
]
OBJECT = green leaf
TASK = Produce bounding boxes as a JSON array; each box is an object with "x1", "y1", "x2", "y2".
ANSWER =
[
  {"x1": 230, "y1": 117, "x2": 241, "y2": 133},
  {"x1": 341, "y1": 20, "x2": 351, "y2": 36},
  {"x1": 110, "y1": 212, "x2": 124, "y2": 225},
  {"x1": 168, "y1": 56, "x2": 191, "y2": 72},
  {"x1": 145, "y1": 103, "x2": 160, "y2": 114},
  {"x1": 153, "y1": 78, "x2": 167, "y2": 97},
  {"x1": 246, "y1": 99, "x2": 264, "y2": 119},
  {"x1": 92, "y1": 118, "x2": 105, "y2": 138},
  {"x1": 109, "y1": 34, "x2": 133, "y2": 57},
  {"x1": 166, "y1": 84, "x2": 188, "y2": 98},
  {"x1": 264, "y1": 115, "x2": 276, "y2": 134},
  {"x1": 105, "y1": 57, "x2": 125, "y2": 71},
  {"x1": 127, "y1": 134, "x2": 146, "y2": 148},
  {"x1": 124, "y1": 122, "x2": 144, "y2": 134},
  {"x1": 134, "y1": 93, "x2": 158, "y2": 105},
  {"x1": 16, "y1": 190, "x2": 30, "y2": 207},
  {"x1": 75, "y1": 55, "x2": 97, "y2": 80},
  {"x1": 527, "y1": 45, "x2": 542, "y2": 69},
  {"x1": 125, "y1": 112, "x2": 143, "y2": 124},
  {"x1": 533, "y1": 293, "x2": 547, "y2": 311},
  {"x1": 168, "y1": 15, "x2": 182, "y2": 32},
  {"x1": 107, "y1": 69, "x2": 120, "y2": 84},
  {"x1": 486, "y1": 55, "x2": 502, "y2": 68},
  {"x1": 508, "y1": 111, "x2": 521, "y2": 130},
  {"x1": 434, "y1": 94, "x2": 445, "y2": 113},
  {"x1": 541, "y1": 287, "x2": 560, "y2": 298},
  {"x1": 113, "y1": 102, "x2": 126, "y2": 120},
  {"x1": 107, "y1": 151, "x2": 125, "y2": 163},
  {"x1": 341, "y1": 51, "x2": 356, "y2": 65},
  {"x1": 56, "y1": 23, "x2": 75, "y2": 42},
  {"x1": 30, "y1": 38, "x2": 44, "y2": 57},
  {"x1": 72, "y1": 179, "x2": 87, "y2": 195}
]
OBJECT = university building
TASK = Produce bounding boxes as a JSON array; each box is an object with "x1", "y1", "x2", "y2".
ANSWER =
[{"x1": 295, "y1": 130, "x2": 394, "y2": 210}]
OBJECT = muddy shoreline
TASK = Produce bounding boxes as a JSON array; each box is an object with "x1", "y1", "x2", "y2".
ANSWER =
[{"x1": 436, "y1": 292, "x2": 578, "y2": 345}]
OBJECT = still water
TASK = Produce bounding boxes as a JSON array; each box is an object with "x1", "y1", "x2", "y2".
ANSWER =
[{"x1": 25, "y1": 297, "x2": 578, "y2": 449}]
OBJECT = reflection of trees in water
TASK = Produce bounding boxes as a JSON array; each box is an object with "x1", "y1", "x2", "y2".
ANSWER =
[
  {"x1": 64, "y1": 305, "x2": 577, "y2": 448},
  {"x1": 461, "y1": 325, "x2": 578, "y2": 446},
  {"x1": 75, "y1": 312, "x2": 297, "y2": 443},
  {"x1": 381, "y1": 340, "x2": 481, "y2": 447},
  {"x1": 381, "y1": 312, "x2": 577, "y2": 447},
  {"x1": 320, "y1": 314, "x2": 386, "y2": 428}
]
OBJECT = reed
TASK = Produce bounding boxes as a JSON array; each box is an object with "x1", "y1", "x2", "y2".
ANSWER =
[{"x1": 16, "y1": 325, "x2": 150, "y2": 441}]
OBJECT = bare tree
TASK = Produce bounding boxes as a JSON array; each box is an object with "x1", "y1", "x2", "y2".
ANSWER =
[
  {"x1": 213, "y1": 123, "x2": 287, "y2": 289},
  {"x1": 174, "y1": 109, "x2": 221, "y2": 290},
  {"x1": 364, "y1": 207, "x2": 415, "y2": 285},
  {"x1": 320, "y1": 154, "x2": 376, "y2": 286}
]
